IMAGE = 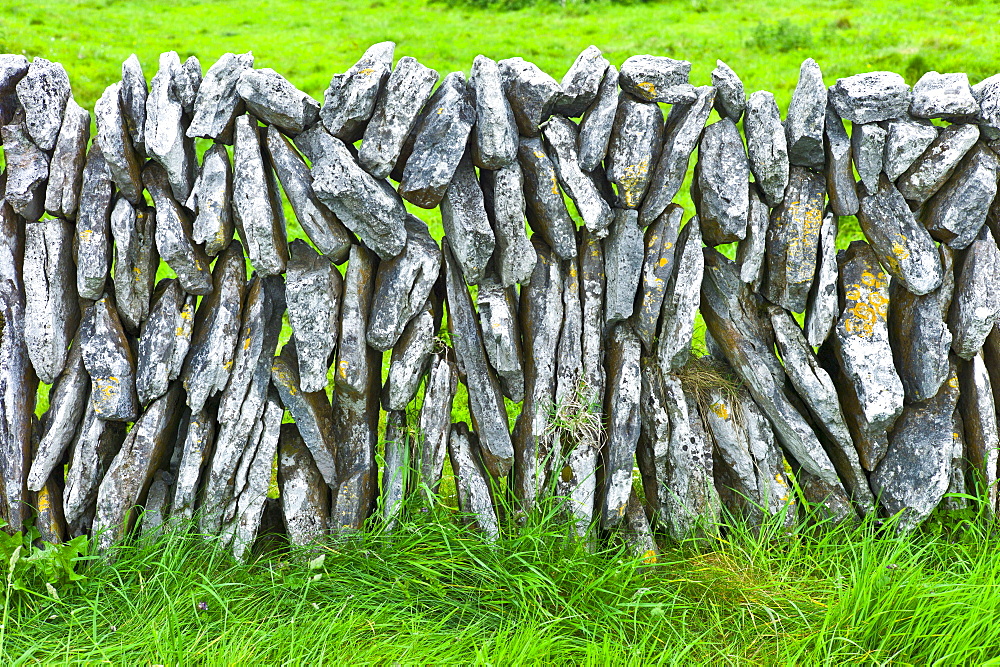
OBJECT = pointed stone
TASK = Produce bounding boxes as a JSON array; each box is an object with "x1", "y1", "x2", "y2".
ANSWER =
[
  {"x1": 144, "y1": 161, "x2": 213, "y2": 294},
  {"x1": 1, "y1": 122, "x2": 48, "y2": 221},
  {"x1": 15, "y1": 57, "x2": 70, "y2": 151},
  {"x1": 120, "y1": 55, "x2": 148, "y2": 155},
  {"x1": 480, "y1": 163, "x2": 536, "y2": 287},
  {"x1": 949, "y1": 227, "x2": 1000, "y2": 359},
  {"x1": 62, "y1": 403, "x2": 126, "y2": 533},
  {"x1": 24, "y1": 218, "x2": 78, "y2": 384},
  {"x1": 75, "y1": 147, "x2": 114, "y2": 302},
  {"x1": 170, "y1": 406, "x2": 216, "y2": 522},
  {"x1": 95, "y1": 82, "x2": 144, "y2": 205},
  {"x1": 606, "y1": 94, "x2": 663, "y2": 209},
  {"x1": 190, "y1": 143, "x2": 234, "y2": 257},
  {"x1": 381, "y1": 410, "x2": 410, "y2": 530},
  {"x1": 852, "y1": 122, "x2": 886, "y2": 193},
  {"x1": 321, "y1": 42, "x2": 393, "y2": 143},
  {"x1": 286, "y1": 239, "x2": 342, "y2": 393},
  {"x1": 44, "y1": 98, "x2": 89, "y2": 219},
  {"x1": 79, "y1": 296, "x2": 139, "y2": 421},
  {"x1": 544, "y1": 115, "x2": 613, "y2": 235},
  {"x1": 736, "y1": 185, "x2": 769, "y2": 289},
  {"x1": 146, "y1": 52, "x2": 196, "y2": 202},
  {"x1": 440, "y1": 152, "x2": 495, "y2": 285},
  {"x1": 518, "y1": 136, "x2": 577, "y2": 260},
  {"x1": 497, "y1": 57, "x2": 559, "y2": 137},
  {"x1": 711, "y1": 60, "x2": 745, "y2": 122},
  {"x1": 633, "y1": 204, "x2": 681, "y2": 353},
  {"x1": 383, "y1": 297, "x2": 437, "y2": 410},
  {"x1": 28, "y1": 344, "x2": 88, "y2": 492},
  {"x1": 617, "y1": 54, "x2": 695, "y2": 104},
  {"x1": 578, "y1": 64, "x2": 618, "y2": 173},
  {"x1": 828, "y1": 71, "x2": 911, "y2": 125},
  {"x1": 897, "y1": 123, "x2": 980, "y2": 205},
  {"x1": 911, "y1": 71, "x2": 978, "y2": 119},
  {"x1": 764, "y1": 166, "x2": 825, "y2": 313},
  {"x1": 478, "y1": 277, "x2": 525, "y2": 403},
  {"x1": 0, "y1": 55, "x2": 29, "y2": 128},
  {"x1": 235, "y1": 67, "x2": 319, "y2": 135},
  {"x1": 923, "y1": 143, "x2": 1000, "y2": 250},
  {"x1": 882, "y1": 116, "x2": 939, "y2": 181},
  {"x1": 824, "y1": 106, "x2": 858, "y2": 216},
  {"x1": 233, "y1": 115, "x2": 288, "y2": 276},
  {"x1": 136, "y1": 279, "x2": 195, "y2": 406},
  {"x1": 657, "y1": 217, "x2": 704, "y2": 373},
  {"x1": 418, "y1": 352, "x2": 458, "y2": 493},
  {"x1": 804, "y1": 210, "x2": 839, "y2": 348},
  {"x1": 278, "y1": 422, "x2": 330, "y2": 545},
  {"x1": 959, "y1": 353, "x2": 999, "y2": 512},
  {"x1": 177, "y1": 56, "x2": 202, "y2": 114},
  {"x1": 555, "y1": 46, "x2": 609, "y2": 118},
  {"x1": 785, "y1": 58, "x2": 827, "y2": 169},
  {"x1": 603, "y1": 208, "x2": 643, "y2": 327},
  {"x1": 469, "y1": 55, "x2": 518, "y2": 170},
  {"x1": 188, "y1": 52, "x2": 253, "y2": 143},
  {"x1": 693, "y1": 118, "x2": 749, "y2": 245},
  {"x1": 600, "y1": 323, "x2": 641, "y2": 529},
  {"x1": 555, "y1": 248, "x2": 584, "y2": 425},
  {"x1": 449, "y1": 423, "x2": 500, "y2": 539},
  {"x1": 744, "y1": 91, "x2": 789, "y2": 207}
]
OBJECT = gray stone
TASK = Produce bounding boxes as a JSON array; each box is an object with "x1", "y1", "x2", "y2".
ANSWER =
[
  {"x1": 449, "y1": 423, "x2": 500, "y2": 540},
  {"x1": 577, "y1": 64, "x2": 618, "y2": 172},
  {"x1": 600, "y1": 323, "x2": 641, "y2": 529},
  {"x1": 555, "y1": 45, "x2": 609, "y2": 118},
  {"x1": 544, "y1": 115, "x2": 612, "y2": 235},
  {"x1": 554, "y1": 247, "x2": 584, "y2": 444},
  {"x1": 178, "y1": 56, "x2": 203, "y2": 115},
  {"x1": 27, "y1": 343, "x2": 88, "y2": 492},
  {"x1": 75, "y1": 145, "x2": 114, "y2": 302},
  {"x1": 623, "y1": 489, "x2": 657, "y2": 562},
  {"x1": 418, "y1": 352, "x2": 458, "y2": 493},
  {"x1": 657, "y1": 217, "x2": 704, "y2": 373},
  {"x1": 15, "y1": 57, "x2": 70, "y2": 151},
  {"x1": 711, "y1": 60, "x2": 746, "y2": 122},
  {"x1": 188, "y1": 52, "x2": 254, "y2": 143},
  {"x1": 617, "y1": 54, "x2": 696, "y2": 104},
  {"x1": 136, "y1": 279, "x2": 195, "y2": 406},
  {"x1": 824, "y1": 106, "x2": 858, "y2": 216},
  {"x1": 785, "y1": 58, "x2": 827, "y2": 169},
  {"x1": 603, "y1": 208, "x2": 643, "y2": 327},
  {"x1": 382, "y1": 298, "x2": 437, "y2": 411},
  {"x1": 146, "y1": 52, "x2": 196, "y2": 203},
  {"x1": 236, "y1": 67, "x2": 319, "y2": 134},
  {"x1": 959, "y1": 353, "x2": 999, "y2": 512},
  {"x1": 744, "y1": 90, "x2": 789, "y2": 207},
  {"x1": 606, "y1": 94, "x2": 663, "y2": 209},
  {"x1": 470, "y1": 55, "x2": 518, "y2": 170},
  {"x1": 498, "y1": 57, "x2": 560, "y2": 137},
  {"x1": 478, "y1": 277, "x2": 525, "y2": 403},
  {"x1": 693, "y1": 118, "x2": 750, "y2": 245},
  {"x1": 189, "y1": 143, "x2": 234, "y2": 257},
  {"x1": 33, "y1": 456, "x2": 66, "y2": 544},
  {"x1": 897, "y1": 123, "x2": 980, "y2": 205},
  {"x1": 111, "y1": 198, "x2": 159, "y2": 334},
  {"x1": 278, "y1": 423, "x2": 330, "y2": 545},
  {"x1": 95, "y1": 82, "x2": 144, "y2": 206},
  {"x1": 1, "y1": 122, "x2": 48, "y2": 221},
  {"x1": 24, "y1": 218, "x2": 78, "y2": 384},
  {"x1": 828, "y1": 70, "x2": 911, "y2": 125},
  {"x1": 949, "y1": 227, "x2": 1000, "y2": 359},
  {"x1": 233, "y1": 116, "x2": 288, "y2": 276},
  {"x1": 0, "y1": 55, "x2": 28, "y2": 128},
  {"x1": 517, "y1": 136, "x2": 577, "y2": 259},
  {"x1": 910, "y1": 71, "x2": 978, "y2": 119},
  {"x1": 579, "y1": 228, "x2": 606, "y2": 412},
  {"x1": 882, "y1": 116, "x2": 939, "y2": 181},
  {"x1": 764, "y1": 166, "x2": 826, "y2": 313},
  {"x1": 851, "y1": 122, "x2": 886, "y2": 193},
  {"x1": 923, "y1": 144, "x2": 1000, "y2": 250},
  {"x1": 380, "y1": 410, "x2": 410, "y2": 530},
  {"x1": 440, "y1": 152, "x2": 494, "y2": 284},
  {"x1": 973, "y1": 74, "x2": 1000, "y2": 140},
  {"x1": 736, "y1": 185, "x2": 769, "y2": 289},
  {"x1": 804, "y1": 210, "x2": 839, "y2": 347},
  {"x1": 170, "y1": 406, "x2": 216, "y2": 522},
  {"x1": 120, "y1": 54, "x2": 148, "y2": 155},
  {"x1": 286, "y1": 239, "x2": 342, "y2": 393},
  {"x1": 633, "y1": 203, "x2": 682, "y2": 353},
  {"x1": 480, "y1": 162, "x2": 536, "y2": 286},
  {"x1": 44, "y1": 98, "x2": 89, "y2": 219},
  {"x1": 80, "y1": 296, "x2": 139, "y2": 421},
  {"x1": 321, "y1": 42, "x2": 393, "y2": 143},
  {"x1": 62, "y1": 403, "x2": 126, "y2": 532}
]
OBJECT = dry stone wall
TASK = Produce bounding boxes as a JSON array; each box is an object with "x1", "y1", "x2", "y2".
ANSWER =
[{"x1": 2, "y1": 46, "x2": 1000, "y2": 557}]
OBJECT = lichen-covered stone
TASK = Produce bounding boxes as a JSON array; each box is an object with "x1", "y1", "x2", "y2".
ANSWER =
[
  {"x1": 804, "y1": 210, "x2": 839, "y2": 348},
  {"x1": 480, "y1": 162, "x2": 536, "y2": 286},
  {"x1": 440, "y1": 152, "x2": 494, "y2": 285},
  {"x1": 382, "y1": 298, "x2": 437, "y2": 410},
  {"x1": 518, "y1": 136, "x2": 577, "y2": 259},
  {"x1": 233, "y1": 115, "x2": 288, "y2": 276},
  {"x1": 188, "y1": 52, "x2": 254, "y2": 143},
  {"x1": 712, "y1": 60, "x2": 746, "y2": 122},
  {"x1": 910, "y1": 71, "x2": 979, "y2": 119},
  {"x1": 852, "y1": 122, "x2": 886, "y2": 193},
  {"x1": 785, "y1": 58, "x2": 827, "y2": 169},
  {"x1": 617, "y1": 55, "x2": 696, "y2": 104},
  {"x1": 80, "y1": 296, "x2": 139, "y2": 421},
  {"x1": 0, "y1": 55, "x2": 29, "y2": 128},
  {"x1": 44, "y1": 98, "x2": 89, "y2": 219},
  {"x1": 555, "y1": 46, "x2": 609, "y2": 118},
  {"x1": 693, "y1": 118, "x2": 749, "y2": 245},
  {"x1": 136, "y1": 279, "x2": 195, "y2": 406},
  {"x1": 170, "y1": 406, "x2": 216, "y2": 522},
  {"x1": 498, "y1": 57, "x2": 560, "y2": 137},
  {"x1": 418, "y1": 352, "x2": 458, "y2": 493},
  {"x1": 15, "y1": 57, "x2": 70, "y2": 152},
  {"x1": 897, "y1": 123, "x2": 979, "y2": 205},
  {"x1": 959, "y1": 353, "x2": 999, "y2": 512},
  {"x1": 744, "y1": 90, "x2": 789, "y2": 207},
  {"x1": 112, "y1": 200, "x2": 159, "y2": 335},
  {"x1": 95, "y1": 82, "x2": 144, "y2": 206},
  {"x1": 380, "y1": 410, "x2": 410, "y2": 530},
  {"x1": 736, "y1": 185, "x2": 769, "y2": 289},
  {"x1": 321, "y1": 42, "x2": 393, "y2": 143},
  {"x1": 469, "y1": 55, "x2": 518, "y2": 170},
  {"x1": 74, "y1": 143, "x2": 114, "y2": 301},
  {"x1": 286, "y1": 239, "x2": 342, "y2": 392},
  {"x1": 189, "y1": 143, "x2": 234, "y2": 257},
  {"x1": 923, "y1": 143, "x2": 1000, "y2": 250},
  {"x1": 657, "y1": 217, "x2": 704, "y2": 373},
  {"x1": 236, "y1": 67, "x2": 319, "y2": 134},
  {"x1": 278, "y1": 423, "x2": 330, "y2": 545},
  {"x1": 828, "y1": 71, "x2": 911, "y2": 125},
  {"x1": 633, "y1": 204, "x2": 682, "y2": 353},
  {"x1": 544, "y1": 115, "x2": 613, "y2": 235},
  {"x1": 763, "y1": 166, "x2": 825, "y2": 313},
  {"x1": 606, "y1": 94, "x2": 663, "y2": 209},
  {"x1": 24, "y1": 218, "x2": 78, "y2": 385},
  {"x1": 477, "y1": 278, "x2": 525, "y2": 403},
  {"x1": 577, "y1": 64, "x2": 618, "y2": 172},
  {"x1": 146, "y1": 52, "x2": 196, "y2": 202},
  {"x1": 120, "y1": 55, "x2": 148, "y2": 156},
  {"x1": 62, "y1": 403, "x2": 126, "y2": 533},
  {"x1": 600, "y1": 323, "x2": 641, "y2": 529},
  {"x1": 28, "y1": 343, "x2": 88, "y2": 492}
]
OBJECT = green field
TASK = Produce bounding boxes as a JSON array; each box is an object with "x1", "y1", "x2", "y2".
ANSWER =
[{"x1": 5, "y1": 0, "x2": 1000, "y2": 663}]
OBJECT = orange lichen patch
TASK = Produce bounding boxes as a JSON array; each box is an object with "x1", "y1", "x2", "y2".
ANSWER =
[
  {"x1": 637, "y1": 81, "x2": 656, "y2": 98},
  {"x1": 783, "y1": 198, "x2": 825, "y2": 283},
  {"x1": 710, "y1": 400, "x2": 731, "y2": 421},
  {"x1": 358, "y1": 67, "x2": 375, "y2": 76},
  {"x1": 617, "y1": 159, "x2": 650, "y2": 207},
  {"x1": 843, "y1": 270, "x2": 889, "y2": 337},
  {"x1": 642, "y1": 549, "x2": 658, "y2": 564}
]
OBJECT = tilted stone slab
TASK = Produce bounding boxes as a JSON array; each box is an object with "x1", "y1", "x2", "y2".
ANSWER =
[
  {"x1": 959, "y1": 353, "x2": 1000, "y2": 512},
  {"x1": 188, "y1": 52, "x2": 254, "y2": 143},
  {"x1": 478, "y1": 278, "x2": 525, "y2": 403},
  {"x1": 233, "y1": 115, "x2": 288, "y2": 276},
  {"x1": 555, "y1": 45, "x2": 609, "y2": 118},
  {"x1": 44, "y1": 98, "x2": 89, "y2": 219},
  {"x1": 469, "y1": 55, "x2": 518, "y2": 170},
  {"x1": 120, "y1": 55, "x2": 148, "y2": 156},
  {"x1": 80, "y1": 295, "x2": 139, "y2": 422},
  {"x1": 804, "y1": 210, "x2": 839, "y2": 348},
  {"x1": 28, "y1": 342, "x2": 88, "y2": 492},
  {"x1": 711, "y1": 60, "x2": 746, "y2": 122},
  {"x1": 419, "y1": 351, "x2": 458, "y2": 494},
  {"x1": 897, "y1": 122, "x2": 979, "y2": 205},
  {"x1": 544, "y1": 115, "x2": 612, "y2": 235},
  {"x1": 236, "y1": 67, "x2": 319, "y2": 135},
  {"x1": 949, "y1": 226, "x2": 1000, "y2": 359},
  {"x1": 923, "y1": 143, "x2": 1000, "y2": 250},
  {"x1": 62, "y1": 402, "x2": 126, "y2": 533},
  {"x1": 600, "y1": 323, "x2": 641, "y2": 530},
  {"x1": 0, "y1": 55, "x2": 29, "y2": 128},
  {"x1": 657, "y1": 216, "x2": 704, "y2": 373},
  {"x1": 517, "y1": 136, "x2": 577, "y2": 260},
  {"x1": 633, "y1": 204, "x2": 682, "y2": 353},
  {"x1": 1, "y1": 122, "x2": 49, "y2": 222},
  {"x1": 321, "y1": 42, "x2": 393, "y2": 143},
  {"x1": 106, "y1": 196, "x2": 158, "y2": 332},
  {"x1": 824, "y1": 105, "x2": 859, "y2": 217},
  {"x1": 606, "y1": 94, "x2": 662, "y2": 209},
  {"x1": 736, "y1": 185, "x2": 769, "y2": 289},
  {"x1": 136, "y1": 279, "x2": 195, "y2": 406},
  {"x1": 882, "y1": 116, "x2": 939, "y2": 181},
  {"x1": 449, "y1": 423, "x2": 500, "y2": 540},
  {"x1": 693, "y1": 118, "x2": 749, "y2": 245},
  {"x1": 189, "y1": 143, "x2": 234, "y2": 257},
  {"x1": 170, "y1": 405, "x2": 216, "y2": 522},
  {"x1": 577, "y1": 64, "x2": 618, "y2": 173},
  {"x1": 744, "y1": 90, "x2": 789, "y2": 207},
  {"x1": 763, "y1": 166, "x2": 825, "y2": 313},
  {"x1": 146, "y1": 52, "x2": 196, "y2": 203},
  {"x1": 381, "y1": 410, "x2": 410, "y2": 530},
  {"x1": 279, "y1": 422, "x2": 331, "y2": 545},
  {"x1": 785, "y1": 58, "x2": 826, "y2": 169},
  {"x1": 603, "y1": 208, "x2": 643, "y2": 328},
  {"x1": 95, "y1": 82, "x2": 144, "y2": 206},
  {"x1": 383, "y1": 297, "x2": 437, "y2": 411},
  {"x1": 498, "y1": 57, "x2": 560, "y2": 137},
  {"x1": 973, "y1": 74, "x2": 1000, "y2": 140}
]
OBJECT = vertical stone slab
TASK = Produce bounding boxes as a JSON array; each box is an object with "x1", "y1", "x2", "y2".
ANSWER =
[
  {"x1": 784, "y1": 58, "x2": 826, "y2": 170},
  {"x1": 381, "y1": 410, "x2": 411, "y2": 531},
  {"x1": 736, "y1": 184, "x2": 769, "y2": 289},
  {"x1": 28, "y1": 343, "x2": 88, "y2": 492},
  {"x1": 600, "y1": 323, "x2": 641, "y2": 529},
  {"x1": 577, "y1": 64, "x2": 618, "y2": 172},
  {"x1": 518, "y1": 136, "x2": 577, "y2": 260},
  {"x1": 418, "y1": 352, "x2": 458, "y2": 495},
  {"x1": 80, "y1": 295, "x2": 140, "y2": 422},
  {"x1": 606, "y1": 94, "x2": 663, "y2": 209},
  {"x1": 95, "y1": 82, "x2": 144, "y2": 206},
  {"x1": 449, "y1": 422, "x2": 500, "y2": 540},
  {"x1": 189, "y1": 143, "x2": 235, "y2": 257},
  {"x1": 110, "y1": 197, "x2": 159, "y2": 335},
  {"x1": 320, "y1": 42, "x2": 392, "y2": 143},
  {"x1": 62, "y1": 404, "x2": 126, "y2": 536},
  {"x1": 824, "y1": 105, "x2": 858, "y2": 217},
  {"x1": 693, "y1": 118, "x2": 749, "y2": 245},
  {"x1": 959, "y1": 353, "x2": 1000, "y2": 513},
  {"x1": 949, "y1": 227, "x2": 1000, "y2": 359},
  {"x1": 2, "y1": 122, "x2": 49, "y2": 222},
  {"x1": 24, "y1": 218, "x2": 79, "y2": 385},
  {"x1": 603, "y1": 208, "x2": 643, "y2": 328},
  {"x1": 75, "y1": 144, "x2": 115, "y2": 301},
  {"x1": 44, "y1": 97, "x2": 90, "y2": 220},
  {"x1": 656, "y1": 216, "x2": 704, "y2": 373},
  {"x1": 764, "y1": 166, "x2": 825, "y2": 313},
  {"x1": 744, "y1": 90, "x2": 789, "y2": 207},
  {"x1": 233, "y1": 115, "x2": 288, "y2": 276},
  {"x1": 382, "y1": 297, "x2": 438, "y2": 411},
  {"x1": 633, "y1": 204, "x2": 682, "y2": 353},
  {"x1": 477, "y1": 278, "x2": 525, "y2": 403},
  {"x1": 170, "y1": 404, "x2": 216, "y2": 522},
  {"x1": 279, "y1": 422, "x2": 330, "y2": 545},
  {"x1": 188, "y1": 52, "x2": 254, "y2": 144},
  {"x1": 469, "y1": 55, "x2": 518, "y2": 170},
  {"x1": 804, "y1": 210, "x2": 839, "y2": 348},
  {"x1": 145, "y1": 52, "x2": 196, "y2": 203},
  {"x1": 286, "y1": 239, "x2": 342, "y2": 393},
  {"x1": 136, "y1": 279, "x2": 195, "y2": 406},
  {"x1": 543, "y1": 114, "x2": 612, "y2": 235},
  {"x1": 480, "y1": 162, "x2": 536, "y2": 287}
]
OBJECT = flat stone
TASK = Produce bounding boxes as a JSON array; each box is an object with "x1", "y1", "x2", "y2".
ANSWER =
[
  {"x1": 785, "y1": 58, "x2": 827, "y2": 169},
  {"x1": 95, "y1": 82, "x2": 144, "y2": 206},
  {"x1": 146, "y1": 52, "x2": 196, "y2": 203},
  {"x1": 744, "y1": 90, "x2": 789, "y2": 207},
  {"x1": 232, "y1": 116, "x2": 288, "y2": 276},
  {"x1": 80, "y1": 296, "x2": 139, "y2": 421},
  {"x1": 75, "y1": 145, "x2": 114, "y2": 301},
  {"x1": 544, "y1": 115, "x2": 612, "y2": 235},
  {"x1": 949, "y1": 227, "x2": 1000, "y2": 359},
  {"x1": 600, "y1": 323, "x2": 641, "y2": 529},
  {"x1": 440, "y1": 152, "x2": 494, "y2": 284},
  {"x1": 169, "y1": 406, "x2": 215, "y2": 522},
  {"x1": 480, "y1": 162, "x2": 536, "y2": 286},
  {"x1": 188, "y1": 52, "x2": 254, "y2": 143},
  {"x1": 910, "y1": 71, "x2": 978, "y2": 119},
  {"x1": 804, "y1": 210, "x2": 839, "y2": 347},
  {"x1": 736, "y1": 184, "x2": 769, "y2": 289},
  {"x1": 278, "y1": 422, "x2": 330, "y2": 545},
  {"x1": 828, "y1": 70, "x2": 911, "y2": 125},
  {"x1": 111, "y1": 198, "x2": 159, "y2": 334},
  {"x1": 498, "y1": 57, "x2": 560, "y2": 137},
  {"x1": 266, "y1": 125, "x2": 353, "y2": 263},
  {"x1": 763, "y1": 166, "x2": 825, "y2": 313},
  {"x1": 639, "y1": 85, "x2": 716, "y2": 226},
  {"x1": 321, "y1": 42, "x2": 393, "y2": 143},
  {"x1": 606, "y1": 94, "x2": 663, "y2": 209},
  {"x1": 855, "y1": 174, "x2": 943, "y2": 295},
  {"x1": 477, "y1": 278, "x2": 524, "y2": 402},
  {"x1": 923, "y1": 144, "x2": 1000, "y2": 249},
  {"x1": 1, "y1": 122, "x2": 48, "y2": 221},
  {"x1": 120, "y1": 54, "x2": 148, "y2": 155},
  {"x1": 824, "y1": 106, "x2": 858, "y2": 216},
  {"x1": 871, "y1": 361, "x2": 960, "y2": 531},
  {"x1": 380, "y1": 410, "x2": 409, "y2": 530},
  {"x1": 190, "y1": 143, "x2": 234, "y2": 257},
  {"x1": 959, "y1": 353, "x2": 999, "y2": 511},
  {"x1": 603, "y1": 208, "x2": 643, "y2": 327},
  {"x1": 311, "y1": 136, "x2": 407, "y2": 259},
  {"x1": 711, "y1": 60, "x2": 746, "y2": 122},
  {"x1": 0, "y1": 55, "x2": 29, "y2": 128},
  {"x1": 852, "y1": 122, "x2": 886, "y2": 193},
  {"x1": 469, "y1": 55, "x2": 518, "y2": 170},
  {"x1": 657, "y1": 217, "x2": 704, "y2": 373},
  {"x1": 617, "y1": 54, "x2": 696, "y2": 104},
  {"x1": 382, "y1": 297, "x2": 437, "y2": 410},
  {"x1": 62, "y1": 402, "x2": 126, "y2": 532},
  {"x1": 973, "y1": 74, "x2": 1000, "y2": 140},
  {"x1": 449, "y1": 423, "x2": 500, "y2": 540},
  {"x1": 286, "y1": 239, "x2": 342, "y2": 392},
  {"x1": 897, "y1": 123, "x2": 980, "y2": 205},
  {"x1": 577, "y1": 64, "x2": 618, "y2": 172},
  {"x1": 236, "y1": 67, "x2": 319, "y2": 135},
  {"x1": 24, "y1": 219, "x2": 79, "y2": 384},
  {"x1": 143, "y1": 161, "x2": 213, "y2": 294},
  {"x1": 94, "y1": 384, "x2": 183, "y2": 551},
  {"x1": 44, "y1": 98, "x2": 89, "y2": 219},
  {"x1": 27, "y1": 343, "x2": 88, "y2": 492},
  {"x1": 135, "y1": 278, "x2": 196, "y2": 405},
  {"x1": 418, "y1": 352, "x2": 458, "y2": 494},
  {"x1": 693, "y1": 118, "x2": 750, "y2": 245},
  {"x1": 518, "y1": 136, "x2": 577, "y2": 259},
  {"x1": 181, "y1": 240, "x2": 246, "y2": 413},
  {"x1": 554, "y1": 45, "x2": 609, "y2": 118},
  {"x1": 15, "y1": 57, "x2": 70, "y2": 151},
  {"x1": 633, "y1": 203, "x2": 682, "y2": 353},
  {"x1": 399, "y1": 72, "x2": 475, "y2": 208},
  {"x1": 881, "y1": 116, "x2": 939, "y2": 181}
]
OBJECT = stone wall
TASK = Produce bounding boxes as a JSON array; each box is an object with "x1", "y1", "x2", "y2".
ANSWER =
[{"x1": 1, "y1": 46, "x2": 999, "y2": 557}]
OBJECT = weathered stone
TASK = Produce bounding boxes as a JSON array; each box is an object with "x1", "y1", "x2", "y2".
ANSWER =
[
  {"x1": 701, "y1": 249, "x2": 842, "y2": 486},
  {"x1": 0, "y1": 55, "x2": 29, "y2": 128},
  {"x1": 923, "y1": 144, "x2": 1000, "y2": 250},
  {"x1": 623, "y1": 488, "x2": 657, "y2": 562},
  {"x1": 910, "y1": 71, "x2": 978, "y2": 119},
  {"x1": 321, "y1": 42, "x2": 393, "y2": 144},
  {"x1": 544, "y1": 115, "x2": 612, "y2": 235},
  {"x1": 882, "y1": 116, "x2": 939, "y2": 181},
  {"x1": 497, "y1": 57, "x2": 560, "y2": 137},
  {"x1": 75, "y1": 146, "x2": 114, "y2": 301},
  {"x1": 973, "y1": 74, "x2": 1000, "y2": 140},
  {"x1": 95, "y1": 82, "x2": 144, "y2": 205},
  {"x1": 554, "y1": 250, "x2": 584, "y2": 481},
  {"x1": 897, "y1": 123, "x2": 980, "y2": 205},
  {"x1": 285, "y1": 239, "x2": 341, "y2": 393},
  {"x1": 233, "y1": 116, "x2": 288, "y2": 276},
  {"x1": 469, "y1": 55, "x2": 518, "y2": 170},
  {"x1": 311, "y1": 137, "x2": 407, "y2": 259},
  {"x1": 744, "y1": 91, "x2": 789, "y2": 207},
  {"x1": 383, "y1": 298, "x2": 437, "y2": 410},
  {"x1": 824, "y1": 106, "x2": 859, "y2": 216},
  {"x1": 181, "y1": 241, "x2": 246, "y2": 413},
  {"x1": 600, "y1": 323, "x2": 641, "y2": 529},
  {"x1": 851, "y1": 122, "x2": 886, "y2": 193},
  {"x1": 785, "y1": 58, "x2": 827, "y2": 169},
  {"x1": 949, "y1": 227, "x2": 1000, "y2": 359},
  {"x1": 639, "y1": 85, "x2": 715, "y2": 226},
  {"x1": 606, "y1": 94, "x2": 663, "y2": 209},
  {"x1": 143, "y1": 161, "x2": 213, "y2": 295},
  {"x1": 120, "y1": 54, "x2": 148, "y2": 155},
  {"x1": 28, "y1": 343, "x2": 88, "y2": 492},
  {"x1": 577, "y1": 64, "x2": 618, "y2": 173},
  {"x1": 399, "y1": 72, "x2": 476, "y2": 208},
  {"x1": 418, "y1": 352, "x2": 458, "y2": 493},
  {"x1": 478, "y1": 278, "x2": 525, "y2": 403},
  {"x1": 235, "y1": 67, "x2": 319, "y2": 135},
  {"x1": 188, "y1": 52, "x2": 253, "y2": 143},
  {"x1": 618, "y1": 54, "x2": 696, "y2": 104},
  {"x1": 871, "y1": 361, "x2": 960, "y2": 531},
  {"x1": 1, "y1": 122, "x2": 48, "y2": 221},
  {"x1": 170, "y1": 406, "x2": 215, "y2": 521},
  {"x1": 764, "y1": 166, "x2": 826, "y2": 313},
  {"x1": 693, "y1": 118, "x2": 750, "y2": 245},
  {"x1": 480, "y1": 162, "x2": 536, "y2": 286},
  {"x1": 518, "y1": 136, "x2": 577, "y2": 259},
  {"x1": 633, "y1": 203, "x2": 682, "y2": 353},
  {"x1": 278, "y1": 422, "x2": 330, "y2": 545},
  {"x1": 79, "y1": 296, "x2": 139, "y2": 421},
  {"x1": 146, "y1": 52, "x2": 196, "y2": 202},
  {"x1": 603, "y1": 208, "x2": 643, "y2": 327},
  {"x1": 804, "y1": 210, "x2": 839, "y2": 348},
  {"x1": 828, "y1": 71, "x2": 911, "y2": 125},
  {"x1": 328, "y1": 246, "x2": 374, "y2": 397},
  {"x1": 35, "y1": 466, "x2": 68, "y2": 544},
  {"x1": 554, "y1": 46, "x2": 609, "y2": 118},
  {"x1": 711, "y1": 60, "x2": 746, "y2": 122},
  {"x1": 189, "y1": 143, "x2": 234, "y2": 257},
  {"x1": 44, "y1": 98, "x2": 89, "y2": 219},
  {"x1": 855, "y1": 175, "x2": 942, "y2": 295},
  {"x1": 112, "y1": 200, "x2": 159, "y2": 335},
  {"x1": 944, "y1": 409, "x2": 969, "y2": 512},
  {"x1": 381, "y1": 410, "x2": 410, "y2": 530},
  {"x1": 889, "y1": 244, "x2": 954, "y2": 404},
  {"x1": 449, "y1": 423, "x2": 500, "y2": 540},
  {"x1": 15, "y1": 57, "x2": 70, "y2": 151},
  {"x1": 960, "y1": 353, "x2": 999, "y2": 511},
  {"x1": 439, "y1": 152, "x2": 495, "y2": 285},
  {"x1": 579, "y1": 228, "x2": 606, "y2": 411},
  {"x1": 177, "y1": 56, "x2": 202, "y2": 115},
  {"x1": 94, "y1": 384, "x2": 183, "y2": 551},
  {"x1": 24, "y1": 218, "x2": 78, "y2": 384},
  {"x1": 657, "y1": 217, "x2": 704, "y2": 373},
  {"x1": 62, "y1": 402, "x2": 126, "y2": 533}
]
